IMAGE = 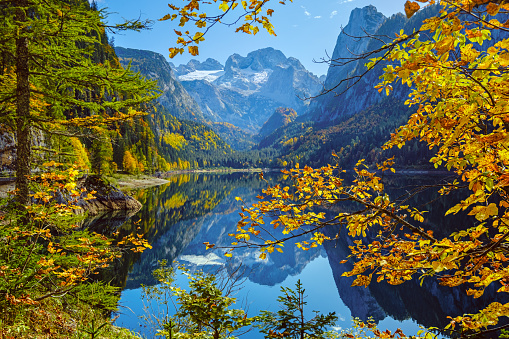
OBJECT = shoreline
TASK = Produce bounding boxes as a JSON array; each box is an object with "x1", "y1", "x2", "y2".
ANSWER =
[
  {"x1": 0, "y1": 167, "x2": 454, "y2": 196},
  {"x1": 112, "y1": 168, "x2": 266, "y2": 191},
  {"x1": 160, "y1": 167, "x2": 264, "y2": 176},
  {"x1": 113, "y1": 176, "x2": 170, "y2": 191}
]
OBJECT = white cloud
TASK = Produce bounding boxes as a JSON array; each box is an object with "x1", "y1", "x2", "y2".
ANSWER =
[
  {"x1": 338, "y1": 0, "x2": 355, "y2": 4},
  {"x1": 301, "y1": 5, "x2": 311, "y2": 16},
  {"x1": 314, "y1": 16, "x2": 322, "y2": 19},
  {"x1": 330, "y1": 10, "x2": 338, "y2": 18}
]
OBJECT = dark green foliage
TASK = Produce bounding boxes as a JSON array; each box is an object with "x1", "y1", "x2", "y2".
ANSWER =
[
  {"x1": 249, "y1": 97, "x2": 437, "y2": 170},
  {"x1": 90, "y1": 131, "x2": 115, "y2": 175},
  {"x1": 144, "y1": 104, "x2": 234, "y2": 169},
  {"x1": 211, "y1": 122, "x2": 256, "y2": 151},
  {"x1": 141, "y1": 260, "x2": 252, "y2": 339},
  {"x1": 256, "y1": 280, "x2": 338, "y2": 339}
]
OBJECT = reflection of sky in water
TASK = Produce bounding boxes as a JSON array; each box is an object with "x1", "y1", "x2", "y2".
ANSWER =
[
  {"x1": 115, "y1": 255, "x2": 421, "y2": 338},
  {"x1": 111, "y1": 173, "x2": 462, "y2": 338}
]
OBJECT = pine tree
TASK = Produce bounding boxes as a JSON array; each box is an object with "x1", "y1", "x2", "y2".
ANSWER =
[{"x1": 0, "y1": 0, "x2": 158, "y2": 205}]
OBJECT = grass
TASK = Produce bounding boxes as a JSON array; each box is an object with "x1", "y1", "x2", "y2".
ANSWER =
[{"x1": 0, "y1": 298, "x2": 142, "y2": 339}]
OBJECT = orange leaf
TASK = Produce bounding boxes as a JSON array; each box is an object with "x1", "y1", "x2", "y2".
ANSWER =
[
  {"x1": 404, "y1": 1, "x2": 420, "y2": 18},
  {"x1": 188, "y1": 45, "x2": 199, "y2": 56}
]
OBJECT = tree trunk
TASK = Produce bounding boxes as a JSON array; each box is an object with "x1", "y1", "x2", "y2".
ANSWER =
[{"x1": 15, "y1": 0, "x2": 31, "y2": 207}]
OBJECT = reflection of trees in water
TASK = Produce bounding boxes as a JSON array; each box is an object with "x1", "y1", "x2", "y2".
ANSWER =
[
  {"x1": 94, "y1": 172, "x2": 505, "y2": 333},
  {"x1": 97, "y1": 172, "x2": 271, "y2": 289},
  {"x1": 322, "y1": 175, "x2": 508, "y2": 332},
  {"x1": 325, "y1": 232, "x2": 508, "y2": 332}
]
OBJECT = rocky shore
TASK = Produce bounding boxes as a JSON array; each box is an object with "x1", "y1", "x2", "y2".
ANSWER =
[
  {"x1": 0, "y1": 175, "x2": 170, "y2": 216},
  {"x1": 72, "y1": 175, "x2": 143, "y2": 215}
]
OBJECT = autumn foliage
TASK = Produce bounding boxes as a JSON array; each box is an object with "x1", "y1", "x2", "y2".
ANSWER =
[
  {"x1": 162, "y1": 0, "x2": 292, "y2": 57},
  {"x1": 0, "y1": 163, "x2": 151, "y2": 336},
  {"x1": 214, "y1": 0, "x2": 509, "y2": 336}
]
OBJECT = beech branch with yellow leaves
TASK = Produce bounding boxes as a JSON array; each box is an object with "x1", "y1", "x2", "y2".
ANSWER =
[
  {"x1": 207, "y1": 0, "x2": 509, "y2": 335},
  {"x1": 163, "y1": 0, "x2": 292, "y2": 57}
]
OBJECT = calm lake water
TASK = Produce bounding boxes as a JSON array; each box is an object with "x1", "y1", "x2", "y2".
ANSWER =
[{"x1": 104, "y1": 172, "x2": 500, "y2": 338}]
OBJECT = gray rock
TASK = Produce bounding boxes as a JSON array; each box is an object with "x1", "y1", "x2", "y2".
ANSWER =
[
  {"x1": 114, "y1": 47, "x2": 205, "y2": 122},
  {"x1": 77, "y1": 175, "x2": 142, "y2": 215},
  {"x1": 53, "y1": 175, "x2": 142, "y2": 216}
]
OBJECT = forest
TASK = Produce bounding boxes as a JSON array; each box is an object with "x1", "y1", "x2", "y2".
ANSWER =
[{"x1": 0, "y1": 0, "x2": 508, "y2": 338}]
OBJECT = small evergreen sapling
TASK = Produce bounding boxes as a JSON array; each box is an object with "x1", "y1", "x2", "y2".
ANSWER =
[{"x1": 255, "y1": 280, "x2": 339, "y2": 339}]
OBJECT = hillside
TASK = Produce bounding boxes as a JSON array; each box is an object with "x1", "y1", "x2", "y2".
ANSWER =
[{"x1": 115, "y1": 47, "x2": 206, "y2": 123}]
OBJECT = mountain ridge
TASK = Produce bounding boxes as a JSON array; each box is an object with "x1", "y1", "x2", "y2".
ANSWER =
[{"x1": 178, "y1": 47, "x2": 323, "y2": 134}]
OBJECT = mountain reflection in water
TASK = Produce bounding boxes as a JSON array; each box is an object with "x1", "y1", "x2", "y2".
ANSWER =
[{"x1": 102, "y1": 172, "x2": 506, "y2": 338}]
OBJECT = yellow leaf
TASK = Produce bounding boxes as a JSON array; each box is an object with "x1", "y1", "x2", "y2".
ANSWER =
[
  {"x1": 219, "y1": 1, "x2": 229, "y2": 12},
  {"x1": 486, "y1": 203, "x2": 499, "y2": 217}
]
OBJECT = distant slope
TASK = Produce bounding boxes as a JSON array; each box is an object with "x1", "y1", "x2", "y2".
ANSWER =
[
  {"x1": 115, "y1": 47, "x2": 207, "y2": 123},
  {"x1": 210, "y1": 122, "x2": 256, "y2": 151},
  {"x1": 258, "y1": 107, "x2": 297, "y2": 139},
  {"x1": 256, "y1": 97, "x2": 436, "y2": 170}
]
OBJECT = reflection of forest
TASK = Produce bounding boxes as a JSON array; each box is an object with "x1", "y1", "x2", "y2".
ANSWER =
[
  {"x1": 322, "y1": 175, "x2": 509, "y2": 332},
  {"x1": 97, "y1": 172, "x2": 508, "y2": 333},
  {"x1": 100, "y1": 172, "x2": 324, "y2": 289},
  {"x1": 98, "y1": 172, "x2": 271, "y2": 288}
]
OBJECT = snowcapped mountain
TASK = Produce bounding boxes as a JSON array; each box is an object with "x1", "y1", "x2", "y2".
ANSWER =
[
  {"x1": 178, "y1": 70, "x2": 225, "y2": 83},
  {"x1": 174, "y1": 58, "x2": 225, "y2": 76},
  {"x1": 177, "y1": 48, "x2": 322, "y2": 133}
]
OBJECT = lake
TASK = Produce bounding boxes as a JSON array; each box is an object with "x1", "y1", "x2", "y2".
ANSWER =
[{"x1": 104, "y1": 172, "x2": 501, "y2": 338}]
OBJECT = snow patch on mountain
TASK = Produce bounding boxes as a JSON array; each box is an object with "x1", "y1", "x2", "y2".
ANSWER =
[
  {"x1": 239, "y1": 68, "x2": 272, "y2": 85},
  {"x1": 178, "y1": 70, "x2": 225, "y2": 82},
  {"x1": 175, "y1": 47, "x2": 322, "y2": 133}
]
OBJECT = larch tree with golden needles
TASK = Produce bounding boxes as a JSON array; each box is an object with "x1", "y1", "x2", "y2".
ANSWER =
[
  {"x1": 165, "y1": 0, "x2": 509, "y2": 336},
  {"x1": 0, "y1": 0, "x2": 157, "y2": 334},
  {"x1": 0, "y1": 0, "x2": 158, "y2": 206}
]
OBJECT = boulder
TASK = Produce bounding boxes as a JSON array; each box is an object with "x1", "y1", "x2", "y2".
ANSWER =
[{"x1": 54, "y1": 175, "x2": 142, "y2": 216}]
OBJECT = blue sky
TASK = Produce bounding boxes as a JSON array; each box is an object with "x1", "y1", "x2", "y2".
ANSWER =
[{"x1": 99, "y1": 0, "x2": 408, "y2": 76}]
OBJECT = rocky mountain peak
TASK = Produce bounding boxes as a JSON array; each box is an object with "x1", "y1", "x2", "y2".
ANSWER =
[
  {"x1": 287, "y1": 57, "x2": 306, "y2": 71},
  {"x1": 224, "y1": 47, "x2": 287, "y2": 73},
  {"x1": 178, "y1": 47, "x2": 322, "y2": 133},
  {"x1": 114, "y1": 46, "x2": 206, "y2": 122},
  {"x1": 306, "y1": 4, "x2": 441, "y2": 124},
  {"x1": 175, "y1": 58, "x2": 224, "y2": 76},
  {"x1": 325, "y1": 6, "x2": 386, "y2": 88},
  {"x1": 348, "y1": 5, "x2": 384, "y2": 33}
]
